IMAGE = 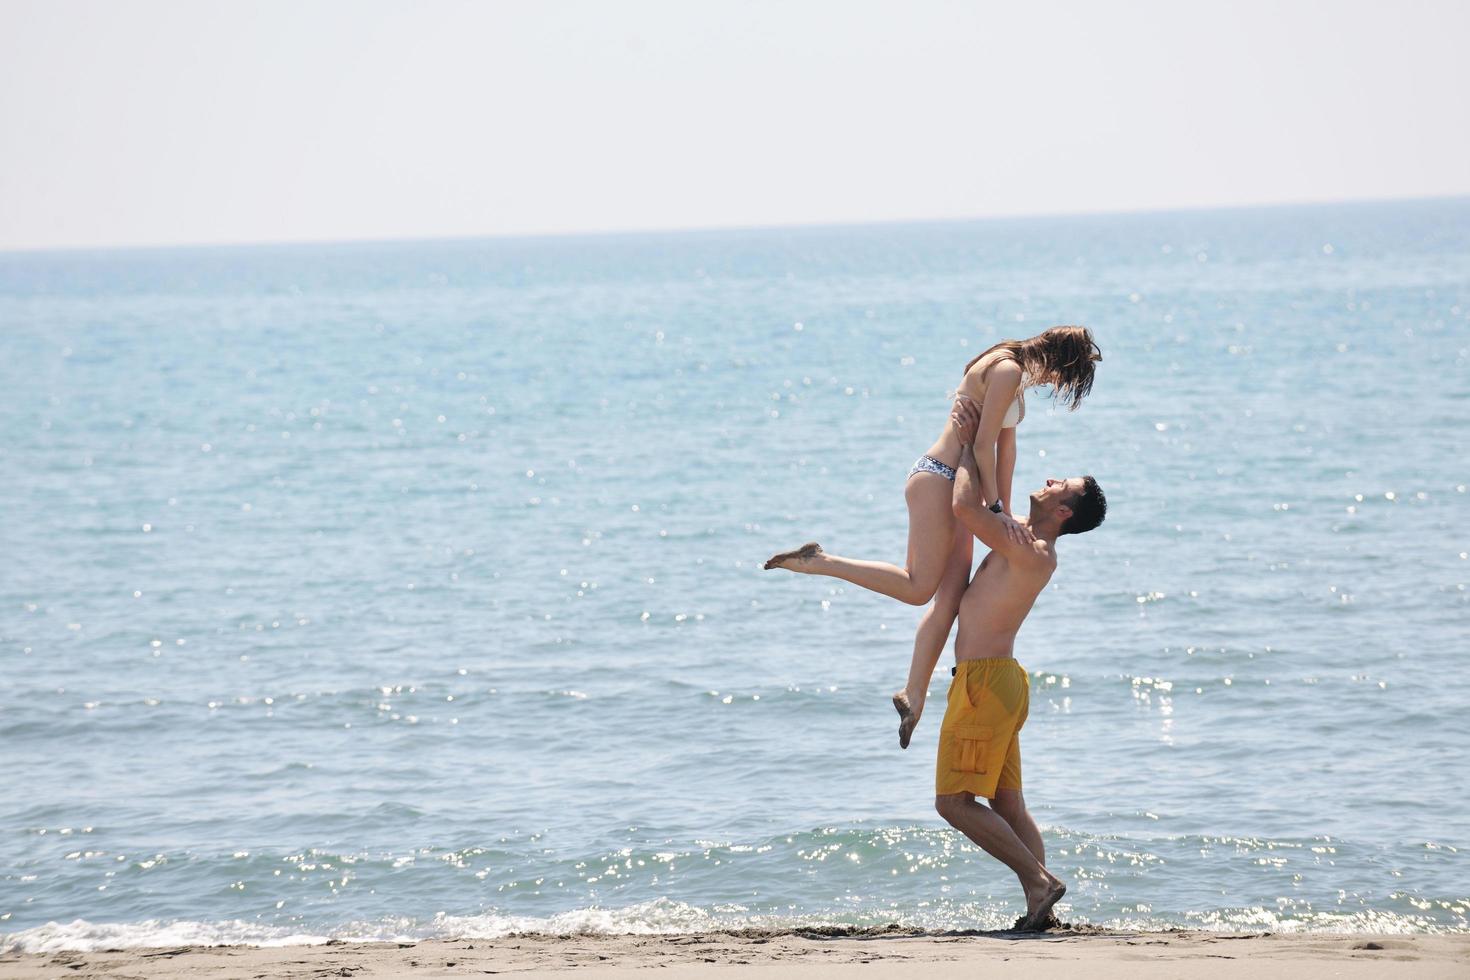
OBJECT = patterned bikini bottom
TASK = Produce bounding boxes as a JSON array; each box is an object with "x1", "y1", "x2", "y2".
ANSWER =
[{"x1": 908, "y1": 455, "x2": 956, "y2": 481}]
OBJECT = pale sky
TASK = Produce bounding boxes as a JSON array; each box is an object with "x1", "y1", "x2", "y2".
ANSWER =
[{"x1": 1, "y1": 0, "x2": 1467, "y2": 251}]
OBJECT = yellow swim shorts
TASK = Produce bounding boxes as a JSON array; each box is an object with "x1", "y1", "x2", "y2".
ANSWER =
[{"x1": 936, "y1": 658, "x2": 1030, "y2": 799}]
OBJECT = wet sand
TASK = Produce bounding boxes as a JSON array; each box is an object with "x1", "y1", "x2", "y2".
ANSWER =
[{"x1": 3, "y1": 926, "x2": 1467, "y2": 978}]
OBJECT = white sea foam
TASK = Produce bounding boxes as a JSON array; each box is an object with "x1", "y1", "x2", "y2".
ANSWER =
[
  {"x1": 430, "y1": 898, "x2": 738, "y2": 938},
  {"x1": 1, "y1": 918, "x2": 333, "y2": 954},
  {"x1": 7, "y1": 899, "x2": 1461, "y2": 953},
  {"x1": 2, "y1": 900, "x2": 762, "y2": 953}
]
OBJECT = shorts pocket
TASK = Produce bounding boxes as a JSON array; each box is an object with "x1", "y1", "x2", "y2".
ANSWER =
[{"x1": 949, "y1": 725, "x2": 993, "y2": 774}]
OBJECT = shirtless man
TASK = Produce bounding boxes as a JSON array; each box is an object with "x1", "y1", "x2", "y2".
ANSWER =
[{"x1": 931, "y1": 396, "x2": 1107, "y2": 931}]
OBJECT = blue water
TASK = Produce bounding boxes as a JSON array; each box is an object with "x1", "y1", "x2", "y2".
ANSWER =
[{"x1": 2, "y1": 199, "x2": 1468, "y2": 951}]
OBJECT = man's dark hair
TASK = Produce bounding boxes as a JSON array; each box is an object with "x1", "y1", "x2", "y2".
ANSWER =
[{"x1": 1060, "y1": 476, "x2": 1106, "y2": 535}]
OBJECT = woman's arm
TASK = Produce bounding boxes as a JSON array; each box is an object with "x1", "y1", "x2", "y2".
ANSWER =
[
  {"x1": 970, "y1": 359, "x2": 1022, "y2": 507},
  {"x1": 952, "y1": 399, "x2": 1035, "y2": 548},
  {"x1": 996, "y1": 426, "x2": 1017, "y2": 516}
]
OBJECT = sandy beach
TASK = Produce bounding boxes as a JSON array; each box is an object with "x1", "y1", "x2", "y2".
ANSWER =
[{"x1": 3, "y1": 926, "x2": 1467, "y2": 979}]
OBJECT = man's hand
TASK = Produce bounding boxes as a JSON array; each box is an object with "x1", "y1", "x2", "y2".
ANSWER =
[
  {"x1": 950, "y1": 395, "x2": 980, "y2": 445},
  {"x1": 999, "y1": 512, "x2": 1035, "y2": 545}
]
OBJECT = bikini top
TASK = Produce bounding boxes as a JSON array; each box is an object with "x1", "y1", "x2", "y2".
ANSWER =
[
  {"x1": 957, "y1": 355, "x2": 1025, "y2": 428},
  {"x1": 1000, "y1": 390, "x2": 1025, "y2": 429},
  {"x1": 950, "y1": 387, "x2": 1024, "y2": 428}
]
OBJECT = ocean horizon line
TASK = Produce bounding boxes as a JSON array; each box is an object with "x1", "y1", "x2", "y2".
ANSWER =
[{"x1": 3, "y1": 190, "x2": 1466, "y2": 259}]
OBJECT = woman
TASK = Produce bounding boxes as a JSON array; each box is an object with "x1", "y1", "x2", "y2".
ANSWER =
[{"x1": 764, "y1": 325, "x2": 1100, "y2": 747}]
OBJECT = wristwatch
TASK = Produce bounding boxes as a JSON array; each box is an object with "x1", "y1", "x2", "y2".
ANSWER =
[{"x1": 989, "y1": 501, "x2": 1004, "y2": 514}]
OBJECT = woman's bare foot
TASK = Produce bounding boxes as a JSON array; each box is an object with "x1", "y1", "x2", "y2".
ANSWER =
[
  {"x1": 764, "y1": 542, "x2": 823, "y2": 572},
  {"x1": 1020, "y1": 871, "x2": 1067, "y2": 931},
  {"x1": 892, "y1": 692, "x2": 920, "y2": 749}
]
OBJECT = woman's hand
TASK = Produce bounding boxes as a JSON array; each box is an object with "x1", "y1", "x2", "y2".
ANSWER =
[
  {"x1": 999, "y1": 512, "x2": 1035, "y2": 545},
  {"x1": 949, "y1": 395, "x2": 980, "y2": 445}
]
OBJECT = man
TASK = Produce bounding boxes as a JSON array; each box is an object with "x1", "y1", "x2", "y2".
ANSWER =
[{"x1": 933, "y1": 397, "x2": 1107, "y2": 931}]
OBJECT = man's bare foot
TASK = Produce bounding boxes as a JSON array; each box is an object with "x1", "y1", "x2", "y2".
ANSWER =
[
  {"x1": 1011, "y1": 912, "x2": 1061, "y2": 932},
  {"x1": 892, "y1": 692, "x2": 919, "y2": 749},
  {"x1": 764, "y1": 542, "x2": 823, "y2": 572},
  {"x1": 1020, "y1": 872, "x2": 1066, "y2": 932}
]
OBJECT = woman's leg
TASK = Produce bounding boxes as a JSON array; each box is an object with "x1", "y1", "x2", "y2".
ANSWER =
[
  {"x1": 892, "y1": 520, "x2": 973, "y2": 747},
  {"x1": 765, "y1": 470, "x2": 956, "y2": 605},
  {"x1": 765, "y1": 424, "x2": 968, "y2": 604}
]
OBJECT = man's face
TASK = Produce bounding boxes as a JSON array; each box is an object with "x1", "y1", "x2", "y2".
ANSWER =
[{"x1": 1029, "y1": 477, "x2": 1086, "y2": 519}]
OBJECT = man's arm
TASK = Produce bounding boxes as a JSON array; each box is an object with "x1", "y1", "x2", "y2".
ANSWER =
[{"x1": 953, "y1": 444, "x2": 1040, "y2": 562}]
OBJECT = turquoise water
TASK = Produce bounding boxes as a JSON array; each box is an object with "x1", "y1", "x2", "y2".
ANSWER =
[{"x1": 2, "y1": 199, "x2": 1468, "y2": 951}]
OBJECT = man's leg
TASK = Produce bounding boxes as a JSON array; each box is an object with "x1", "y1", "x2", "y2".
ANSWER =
[
  {"x1": 935, "y1": 793, "x2": 1064, "y2": 927},
  {"x1": 989, "y1": 736, "x2": 1043, "y2": 866},
  {"x1": 990, "y1": 788, "x2": 1045, "y2": 868}
]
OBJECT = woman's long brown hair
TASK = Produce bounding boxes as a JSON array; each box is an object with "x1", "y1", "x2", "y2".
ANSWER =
[{"x1": 963, "y1": 325, "x2": 1101, "y2": 411}]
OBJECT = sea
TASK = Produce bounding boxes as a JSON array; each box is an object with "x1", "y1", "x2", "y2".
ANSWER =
[{"x1": 2, "y1": 198, "x2": 1468, "y2": 952}]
